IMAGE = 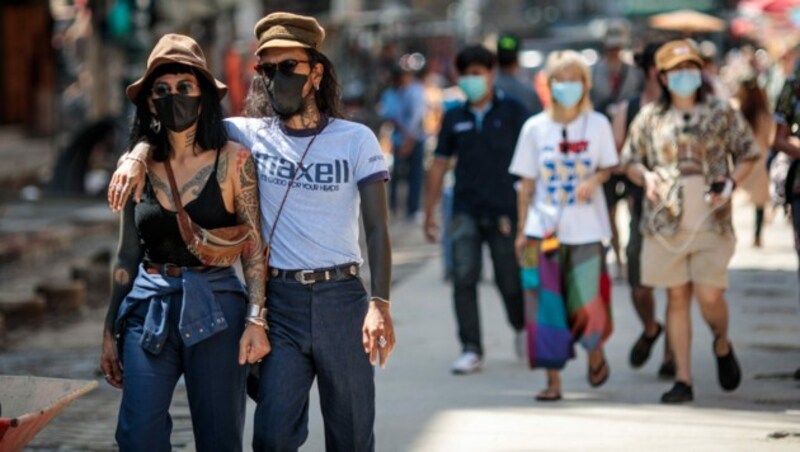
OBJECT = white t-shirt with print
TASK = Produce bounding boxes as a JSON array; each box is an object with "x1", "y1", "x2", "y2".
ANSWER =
[
  {"x1": 225, "y1": 117, "x2": 389, "y2": 270},
  {"x1": 508, "y1": 111, "x2": 618, "y2": 244}
]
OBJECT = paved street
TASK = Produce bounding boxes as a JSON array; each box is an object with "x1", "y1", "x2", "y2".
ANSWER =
[{"x1": 2, "y1": 195, "x2": 799, "y2": 451}]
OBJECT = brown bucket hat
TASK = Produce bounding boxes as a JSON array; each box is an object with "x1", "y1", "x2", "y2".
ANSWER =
[
  {"x1": 253, "y1": 12, "x2": 325, "y2": 55},
  {"x1": 126, "y1": 33, "x2": 227, "y2": 102}
]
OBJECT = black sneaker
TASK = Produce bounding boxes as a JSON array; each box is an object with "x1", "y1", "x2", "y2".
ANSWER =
[
  {"x1": 715, "y1": 339, "x2": 741, "y2": 392},
  {"x1": 661, "y1": 381, "x2": 693, "y2": 404},
  {"x1": 658, "y1": 360, "x2": 676, "y2": 380}
]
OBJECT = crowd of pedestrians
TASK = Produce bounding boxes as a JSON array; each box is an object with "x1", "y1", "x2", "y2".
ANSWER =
[
  {"x1": 99, "y1": 9, "x2": 800, "y2": 449},
  {"x1": 405, "y1": 36, "x2": 799, "y2": 404}
]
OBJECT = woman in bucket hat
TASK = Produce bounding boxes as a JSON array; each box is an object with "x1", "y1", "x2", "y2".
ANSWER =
[
  {"x1": 100, "y1": 33, "x2": 269, "y2": 451},
  {"x1": 109, "y1": 13, "x2": 395, "y2": 451}
]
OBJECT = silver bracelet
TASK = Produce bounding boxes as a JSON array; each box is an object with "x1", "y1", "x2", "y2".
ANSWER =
[
  {"x1": 370, "y1": 296, "x2": 391, "y2": 305},
  {"x1": 245, "y1": 303, "x2": 268, "y2": 331}
]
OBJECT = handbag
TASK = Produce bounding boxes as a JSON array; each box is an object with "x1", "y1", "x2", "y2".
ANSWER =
[{"x1": 163, "y1": 156, "x2": 251, "y2": 267}]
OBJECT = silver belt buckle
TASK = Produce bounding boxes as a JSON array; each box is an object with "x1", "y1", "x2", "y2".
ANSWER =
[{"x1": 295, "y1": 270, "x2": 315, "y2": 285}]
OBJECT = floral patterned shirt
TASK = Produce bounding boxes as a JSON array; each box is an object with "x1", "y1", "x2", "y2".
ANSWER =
[
  {"x1": 621, "y1": 97, "x2": 760, "y2": 236},
  {"x1": 774, "y1": 73, "x2": 800, "y2": 195}
]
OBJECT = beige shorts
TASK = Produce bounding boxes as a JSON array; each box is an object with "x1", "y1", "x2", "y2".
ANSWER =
[{"x1": 641, "y1": 230, "x2": 735, "y2": 289}]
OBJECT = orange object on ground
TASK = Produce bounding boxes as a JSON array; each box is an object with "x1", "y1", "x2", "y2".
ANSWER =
[{"x1": 0, "y1": 376, "x2": 98, "y2": 451}]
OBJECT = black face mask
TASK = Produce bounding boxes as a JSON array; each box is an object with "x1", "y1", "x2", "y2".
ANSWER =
[
  {"x1": 153, "y1": 94, "x2": 201, "y2": 132},
  {"x1": 265, "y1": 71, "x2": 308, "y2": 119}
]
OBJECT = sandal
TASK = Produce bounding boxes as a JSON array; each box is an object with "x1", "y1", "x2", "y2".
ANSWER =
[
  {"x1": 629, "y1": 323, "x2": 663, "y2": 368},
  {"x1": 535, "y1": 388, "x2": 562, "y2": 402},
  {"x1": 588, "y1": 355, "x2": 610, "y2": 388}
]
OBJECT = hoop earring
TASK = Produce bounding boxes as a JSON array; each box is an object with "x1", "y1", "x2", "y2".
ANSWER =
[{"x1": 150, "y1": 117, "x2": 161, "y2": 134}]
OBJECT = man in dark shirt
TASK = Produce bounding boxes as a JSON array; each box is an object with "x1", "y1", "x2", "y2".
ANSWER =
[
  {"x1": 494, "y1": 33, "x2": 542, "y2": 114},
  {"x1": 424, "y1": 45, "x2": 531, "y2": 374}
]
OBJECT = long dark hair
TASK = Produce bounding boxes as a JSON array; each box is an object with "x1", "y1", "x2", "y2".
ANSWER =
[
  {"x1": 656, "y1": 62, "x2": 712, "y2": 111},
  {"x1": 243, "y1": 48, "x2": 344, "y2": 119},
  {"x1": 128, "y1": 63, "x2": 228, "y2": 162},
  {"x1": 736, "y1": 78, "x2": 769, "y2": 131}
]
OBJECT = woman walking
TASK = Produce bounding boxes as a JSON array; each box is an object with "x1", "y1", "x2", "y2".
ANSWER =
[
  {"x1": 622, "y1": 40, "x2": 759, "y2": 403},
  {"x1": 510, "y1": 50, "x2": 617, "y2": 401},
  {"x1": 107, "y1": 13, "x2": 395, "y2": 451},
  {"x1": 99, "y1": 34, "x2": 270, "y2": 451},
  {"x1": 734, "y1": 77, "x2": 774, "y2": 247}
]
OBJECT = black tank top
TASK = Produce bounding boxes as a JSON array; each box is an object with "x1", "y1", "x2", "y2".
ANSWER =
[{"x1": 135, "y1": 149, "x2": 237, "y2": 266}]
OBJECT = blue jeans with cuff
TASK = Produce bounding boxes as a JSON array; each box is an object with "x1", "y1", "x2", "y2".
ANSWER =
[{"x1": 252, "y1": 276, "x2": 374, "y2": 452}]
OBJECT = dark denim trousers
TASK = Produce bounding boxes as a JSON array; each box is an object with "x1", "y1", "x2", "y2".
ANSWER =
[
  {"x1": 252, "y1": 277, "x2": 374, "y2": 452},
  {"x1": 116, "y1": 291, "x2": 247, "y2": 452},
  {"x1": 450, "y1": 213, "x2": 525, "y2": 355}
]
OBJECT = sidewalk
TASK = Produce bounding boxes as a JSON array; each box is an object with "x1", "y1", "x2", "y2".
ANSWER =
[
  {"x1": 291, "y1": 197, "x2": 800, "y2": 451},
  {"x1": 4, "y1": 197, "x2": 799, "y2": 451}
]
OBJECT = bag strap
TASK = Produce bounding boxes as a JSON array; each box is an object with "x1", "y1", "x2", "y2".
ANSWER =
[
  {"x1": 267, "y1": 131, "x2": 321, "y2": 254},
  {"x1": 163, "y1": 157, "x2": 195, "y2": 245}
]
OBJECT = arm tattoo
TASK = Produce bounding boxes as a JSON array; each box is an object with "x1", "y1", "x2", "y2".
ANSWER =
[
  {"x1": 217, "y1": 150, "x2": 229, "y2": 184},
  {"x1": 105, "y1": 200, "x2": 144, "y2": 332},
  {"x1": 234, "y1": 148, "x2": 266, "y2": 307}
]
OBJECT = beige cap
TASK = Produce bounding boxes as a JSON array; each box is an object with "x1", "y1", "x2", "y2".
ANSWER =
[{"x1": 656, "y1": 39, "x2": 704, "y2": 71}]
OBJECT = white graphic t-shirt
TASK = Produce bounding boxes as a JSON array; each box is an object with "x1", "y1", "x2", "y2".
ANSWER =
[
  {"x1": 508, "y1": 111, "x2": 618, "y2": 244},
  {"x1": 225, "y1": 116, "x2": 389, "y2": 269}
]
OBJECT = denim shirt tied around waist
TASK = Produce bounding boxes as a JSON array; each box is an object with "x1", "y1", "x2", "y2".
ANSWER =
[{"x1": 114, "y1": 264, "x2": 246, "y2": 354}]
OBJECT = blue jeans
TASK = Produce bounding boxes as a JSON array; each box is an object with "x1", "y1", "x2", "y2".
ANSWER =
[
  {"x1": 116, "y1": 291, "x2": 247, "y2": 452},
  {"x1": 450, "y1": 213, "x2": 524, "y2": 355},
  {"x1": 793, "y1": 198, "x2": 800, "y2": 281},
  {"x1": 252, "y1": 277, "x2": 374, "y2": 452},
  {"x1": 389, "y1": 141, "x2": 424, "y2": 218}
]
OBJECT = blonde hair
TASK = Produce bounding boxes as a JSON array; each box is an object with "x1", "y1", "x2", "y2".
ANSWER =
[{"x1": 545, "y1": 50, "x2": 593, "y2": 119}]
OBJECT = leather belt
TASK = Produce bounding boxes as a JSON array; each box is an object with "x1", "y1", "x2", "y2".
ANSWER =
[
  {"x1": 270, "y1": 263, "x2": 359, "y2": 285},
  {"x1": 145, "y1": 263, "x2": 211, "y2": 278}
]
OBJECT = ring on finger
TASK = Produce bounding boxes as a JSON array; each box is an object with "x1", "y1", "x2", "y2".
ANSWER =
[{"x1": 378, "y1": 335, "x2": 388, "y2": 348}]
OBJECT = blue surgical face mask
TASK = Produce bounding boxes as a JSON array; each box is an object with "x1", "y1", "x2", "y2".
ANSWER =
[
  {"x1": 458, "y1": 75, "x2": 488, "y2": 103},
  {"x1": 666, "y1": 69, "x2": 702, "y2": 98},
  {"x1": 551, "y1": 81, "x2": 584, "y2": 108}
]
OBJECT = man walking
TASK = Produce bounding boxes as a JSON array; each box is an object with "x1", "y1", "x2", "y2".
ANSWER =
[
  {"x1": 424, "y1": 45, "x2": 530, "y2": 374},
  {"x1": 494, "y1": 33, "x2": 542, "y2": 114}
]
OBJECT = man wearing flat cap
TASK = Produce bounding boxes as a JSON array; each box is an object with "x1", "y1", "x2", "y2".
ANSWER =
[
  {"x1": 109, "y1": 12, "x2": 395, "y2": 452},
  {"x1": 237, "y1": 11, "x2": 395, "y2": 452}
]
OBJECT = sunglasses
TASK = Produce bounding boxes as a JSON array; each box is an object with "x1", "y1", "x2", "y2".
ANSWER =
[
  {"x1": 254, "y1": 59, "x2": 309, "y2": 79},
  {"x1": 151, "y1": 80, "x2": 199, "y2": 99}
]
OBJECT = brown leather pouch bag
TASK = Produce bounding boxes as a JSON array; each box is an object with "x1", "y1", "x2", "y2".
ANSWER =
[{"x1": 164, "y1": 157, "x2": 251, "y2": 267}]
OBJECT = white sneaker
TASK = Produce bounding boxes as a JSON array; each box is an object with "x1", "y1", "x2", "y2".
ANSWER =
[
  {"x1": 514, "y1": 330, "x2": 527, "y2": 362},
  {"x1": 451, "y1": 351, "x2": 482, "y2": 375}
]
